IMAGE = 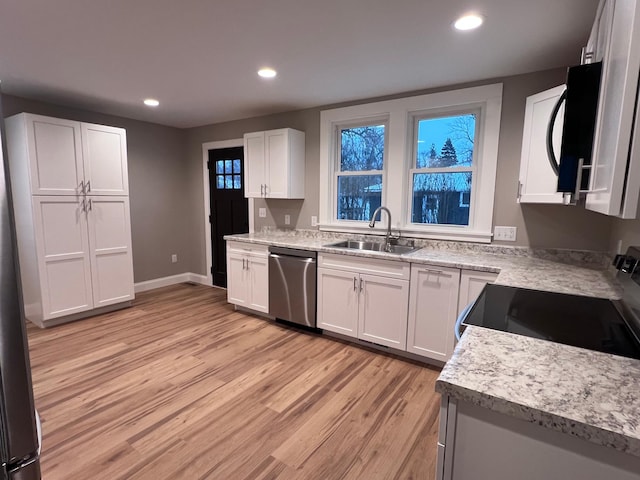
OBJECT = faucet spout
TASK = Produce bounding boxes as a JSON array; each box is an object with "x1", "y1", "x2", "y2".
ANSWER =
[{"x1": 368, "y1": 206, "x2": 392, "y2": 251}]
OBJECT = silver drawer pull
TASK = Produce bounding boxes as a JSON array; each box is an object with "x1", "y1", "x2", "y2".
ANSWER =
[{"x1": 422, "y1": 268, "x2": 443, "y2": 275}]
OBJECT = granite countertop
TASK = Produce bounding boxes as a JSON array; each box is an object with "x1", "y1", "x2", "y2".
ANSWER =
[
  {"x1": 225, "y1": 231, "x2": 621, "y2": 299},
  {"x1": 225, "y1": 229, "x2": 637, "y2": 456},
  {"x1": 437, "y1": 327, "x2": 640, "y2": 458}
]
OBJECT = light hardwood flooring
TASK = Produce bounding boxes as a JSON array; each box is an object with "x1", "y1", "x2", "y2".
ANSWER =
[{"x1": 26, "y1": 283, "x2": 441, "y2": 479}]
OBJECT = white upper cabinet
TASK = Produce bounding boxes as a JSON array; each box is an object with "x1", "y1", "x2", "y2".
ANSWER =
[
  {"x1": 82, "y1": 123, "x2": 129, "y2": 195},
  {"x1": 518, "y1": 85, "x2": 566, "y2": 204},
  {"x1": 585, "y1": 0, "x2": 640, "y2": 218},
  {"x1": 24, "y1": 116, "x2": 84, "y2": 195},
  {"x1": 243, "y1": 128, "x2": 305, "y2": 199},
  {"x1": 7, "y1": 113, "x2": 128, "y2": 196}
]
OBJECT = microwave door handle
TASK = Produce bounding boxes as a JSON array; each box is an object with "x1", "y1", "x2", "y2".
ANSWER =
[{"x1": 546, "y1": 89, "x2": 566, "y2": 176}]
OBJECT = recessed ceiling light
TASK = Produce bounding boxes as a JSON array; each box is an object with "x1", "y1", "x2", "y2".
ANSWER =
[
  {"x1": 143, "y1": 98, "x2": 160, "y2": 107},
  {"x1": 454, "y1": 14, "x2": 484, "y2": 31},
  {"x1": 257, "y1": 68, "x2": 277, "y2": 79}
]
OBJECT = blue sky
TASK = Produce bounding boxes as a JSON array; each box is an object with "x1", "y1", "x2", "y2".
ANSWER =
[{"x1": 416, "y1": 114, "x2": 475, "y2": 165}]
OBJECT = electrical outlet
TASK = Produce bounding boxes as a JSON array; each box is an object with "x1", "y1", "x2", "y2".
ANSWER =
[
  {"x1": 494, "y1": 226, "x2": 517, "y2": 242},
  {"x1": 259, "y1": 208, "x2": 267, "y2": 218},
  {"x1": 311, "y1": 215, "x2": 318, "y2": 227},
  {"x1": 284, "y1": 214, "x2": 291, "y2": 225},
  {"x1": 171, "y1": 254, "x2": 178, "y2": 263}
]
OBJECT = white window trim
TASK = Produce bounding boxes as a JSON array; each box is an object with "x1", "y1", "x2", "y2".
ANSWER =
[{"x1": 319, "y1": 84, "x2": 502, "y2": 243}]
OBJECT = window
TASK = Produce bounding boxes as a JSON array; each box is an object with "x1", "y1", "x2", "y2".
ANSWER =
[
  {"x1": 215, "y1": 158, "x2": 242, "y2": 190},
  {"x1": 319, "y1": 84, "x2": 502, "y2": 242},
  {"x1": 336, "y1": 124, "x2": 385, "y2": 221},
  {"x1": 410, "y1": 113, "x2": 476, "y2": 226}
]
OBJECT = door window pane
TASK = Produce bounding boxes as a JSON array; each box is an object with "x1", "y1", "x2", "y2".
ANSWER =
[
  {"x1": 412, "y1": 172, "x2": 472, "y2": 225},
  {"x1": 233, "y1": 175, "x2": 241, "y2": 189},
  {"x1": 233, "y1": 159, "x2": 241, "y2": 173},
  {"x1": 416, "y1": 114, "x2": 476, "y2": 168},
  {"x1": 224, "y1": 176, "x2": 233, "y2": 189},
  {"x1": 340, "y1": 125, "x2": 385, "y2": 171},
  {"x1": 224, "y1": 160, "x2": 233, "y2": 173},
  {"x1": 216, "y1": 175, "x2": 225, "y2": 189},
  {"x1": 216, "y1": 160, "x2": 224, "y2": 174},
  {"x1": 337, "y1": 175, "x2": 382, "y2": 220}
]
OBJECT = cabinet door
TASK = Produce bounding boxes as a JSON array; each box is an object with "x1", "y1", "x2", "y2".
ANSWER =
[
  {"x1": 248, "y1": 255, "x2": 269, "y2": 313},
  {"x1": 244, "y1": 132, "x2": 265, "y2": 198},
  {"x1": 226, "y1": 253, "x2": 248, "y2": 306},
  {"x1": 265, "y1": 129, "x2": 288, "y2": 198},
  {"x1": 317, "y1": 268, "x2": 358, "y2": 337},
  {"x1": 26, "y1": 115, "x2": 84, "y2": 195},
  {"x1": 407, "y1": 265, "x2": 460, "y2": 362},
  {"x1": 358, "y1": 274, "x2": 409, "y2": 349},
  {"x1": 86, "y1": 196, "x2": 134, "y2": 308},
  {"x1": 82, "y1": 123, "x2": 129, "y2": 196},
  {"x1": 457, "y1": 270, "x2": 498, "y2": 316},
  {"x1": 33, "y1": 197, "x2": 93, "y2": 319},
  {"x1": 518, "y1": 85, "x2": 565, "y2": 204},
  {"x1": 586, "y1": 0, "x2": 640, "y2": 217}
]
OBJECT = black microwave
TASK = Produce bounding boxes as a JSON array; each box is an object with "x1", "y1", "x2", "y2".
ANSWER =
[{"x1": 547, "y1": 62, "x2": 603, "y2": 195}]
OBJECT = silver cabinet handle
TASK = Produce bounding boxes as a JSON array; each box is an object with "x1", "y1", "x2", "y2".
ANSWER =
[
  {"x1": 264, "y1": 184, "x2": 267, "y2": 197},
  {"x1": 88, "y1": 199, "x2": 93, "y2": 211},
  {"x1": 359, "y1": 278, "x2": 364, "y2": 292},
  {"x1": 260, "y1": 184, "x2": 264, "y2": 196},
  {"x1": 422, "y1": 268, "x2": 443, "y2": 275},
  {"x1": 79, "y1": 180, "x2": 85, "y2": 195},
  {"x1": 243, "y1": 258, "x2": 246, "y2": 270},
  {"x1": 86, "y1": 180, "x2": 91, "y2": 192},
  {"x1": 80, "y1": 198, "x2": 86, "y2": 213},
  {"x1": 353, "y1": 277, "x2": 357, "y2": 292}
]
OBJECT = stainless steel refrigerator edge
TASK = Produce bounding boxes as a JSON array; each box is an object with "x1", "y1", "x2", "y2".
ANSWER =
[{"x1": 0, "y1": 91, "x2": 41, "y2": 479}]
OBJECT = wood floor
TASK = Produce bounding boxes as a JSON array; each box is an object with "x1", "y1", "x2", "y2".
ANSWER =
[{"x1": 26, "y1": 283, "x2": 441, "y2": 480}]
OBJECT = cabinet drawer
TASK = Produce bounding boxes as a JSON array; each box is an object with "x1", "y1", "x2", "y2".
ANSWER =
[
  {"x1": 318, "y1": 253, "x2": 410, "y2": 280},
  {"x1": 226, "y1": 241, "x2": 269, "y2": 257}
]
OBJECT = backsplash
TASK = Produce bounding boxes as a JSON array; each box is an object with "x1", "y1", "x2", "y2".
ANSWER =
[{"x1": 258, "y1": 227, "x2": 612, "y2": 268}]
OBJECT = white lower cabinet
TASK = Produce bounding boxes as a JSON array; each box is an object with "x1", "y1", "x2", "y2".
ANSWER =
[
  {"x1": 407, "y1": 265, "x2": 461, "y2": 362},
  {"x1": 226, "y1": 242, "x2": 269, "y2": 313},
  {"x1": 437, "y1": 397, "x2": 640, "y2": 480},
  {"x1": 25, "y1": 195, "x2": 134, "y2": 325},
  {"x1": 457, "y1": 269, "x2": 499, "y2": 316},
  {"x1": 317, "y1": 254, "x2": 410, "y2": 349}
]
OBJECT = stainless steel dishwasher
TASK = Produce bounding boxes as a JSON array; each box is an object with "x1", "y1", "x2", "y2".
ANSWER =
[{"x1": 268, "y1": 246, "x2": 317, "y2": 328}]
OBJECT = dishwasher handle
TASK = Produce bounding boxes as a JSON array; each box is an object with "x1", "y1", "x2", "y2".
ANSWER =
[{"x1": 269, "y1": 253, "x2": 316, "y2": 264}]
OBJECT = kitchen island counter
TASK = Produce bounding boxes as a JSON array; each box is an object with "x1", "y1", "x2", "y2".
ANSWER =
[{"x1": 436, "y1": 326, "x2": 640, "y2": 459}]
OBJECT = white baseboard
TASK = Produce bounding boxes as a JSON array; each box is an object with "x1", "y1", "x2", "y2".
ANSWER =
[{"x1": 134, "y1": 272, "x2": 211, "y2": 293}]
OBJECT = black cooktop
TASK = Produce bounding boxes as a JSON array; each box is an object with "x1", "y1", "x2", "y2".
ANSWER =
[{"x1": 462, "y1": 284, "x2": 640, "y2": 360}]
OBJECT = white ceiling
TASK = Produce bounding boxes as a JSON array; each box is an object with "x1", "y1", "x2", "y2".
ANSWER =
[{"x1": 0, "y1": 0, "x2": 599, "y2": 128}]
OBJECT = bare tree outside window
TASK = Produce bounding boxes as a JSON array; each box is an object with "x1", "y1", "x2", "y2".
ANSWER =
[
  {"x1": 336, "y1": 125, "x2": 385, "y2": 221},
  {"x1": 411, "y1": 114, "x2": 476, "y2": 225}
]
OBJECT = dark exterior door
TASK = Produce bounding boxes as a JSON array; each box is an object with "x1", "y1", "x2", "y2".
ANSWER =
[{"x1": 208, "y1": 147, "x2": 249, "y2": 288}]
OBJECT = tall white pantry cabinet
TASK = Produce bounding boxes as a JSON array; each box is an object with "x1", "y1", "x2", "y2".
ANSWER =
[{"x1": 5, "y1": 113, "x2": 134, "y2": 328}]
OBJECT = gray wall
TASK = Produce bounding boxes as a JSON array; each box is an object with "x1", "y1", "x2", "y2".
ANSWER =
[
  {"x1": 185, "y1": 68, "x2": 615, "y2": 276},
  {"x1": 2, "y1": 94, "x2": 190, "y2": 283}
]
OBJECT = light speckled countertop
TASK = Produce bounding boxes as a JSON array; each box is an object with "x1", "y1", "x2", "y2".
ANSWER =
[
  {"x1": 225, "y1": 231, "x2": 621, "y2": 298},
  {"x1": 225, "y1": 230, "x2": 638, "y2": 457},
  {"x1": 437, "y1": 327, "x2": 640, "y2": 457}
]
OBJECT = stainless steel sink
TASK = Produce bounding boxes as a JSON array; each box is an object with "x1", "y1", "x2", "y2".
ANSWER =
[{"x1": 325, "y1": 240, "x2": 420, "y2": 254}]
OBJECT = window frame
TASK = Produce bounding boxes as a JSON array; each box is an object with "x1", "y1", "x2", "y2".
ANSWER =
[
  {"x1": 319, "y1": 84, "x2": 502, "y2": 242},
  {"x1": 331, "y1": 116, "x2": 390, "y2": 227},
  {"x1": 406, "y1": 108, "x2": 480, "y2": 229}
]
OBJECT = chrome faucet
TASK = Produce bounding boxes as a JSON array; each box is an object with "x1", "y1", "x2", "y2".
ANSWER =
[{"x1": 369, "y1": 206, "x2": 392, "y2": 252}]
